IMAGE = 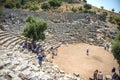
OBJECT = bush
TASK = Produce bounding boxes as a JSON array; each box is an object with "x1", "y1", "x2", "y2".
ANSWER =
[
  {"x1": 88, "y1": 10, "x2": 96, "y2": 14},
  {"x1": 48, "y1": 0, "x2": 62, "y2": 7},
  {"x1": 109, "y1": 16, "x2": 120, "y2": 29},
  {"x1": 20, "y1": 0, "x2": 27, "y2": 5},
  {"x1": 112, "y1": 33, "x2": 120, "y2": 64},
  {"x1": 84, "y1": 4, "x2": 91, "y2": 10},
  {"x1": 41, "y1": 3, "x2": 50, "y2": 9},
  {"x1": 30, "y1": 5, "x2": 39, "y2": 11},
  {"x1": 83, "y1": 9, "x2": 88, "y2": 13},
  {"x1": 0, "y1": 0, "x2": 6, "y2": 3},
  {"x1": 103, "y1": 12, "x2": 108, "y2": 16},
  {"x1": 16, "y1": 2, "x2": 21, "y2": 8},
  {"x1": 68, "y1": 0, "x2": 73, "y2": 3},
  {"x1": 71, "y1": 7, "x2": 77, "y2": 13},
  {"x1": 78, "y1": 7, "x2": 83, "y2": 11},
  {"x1": 22, "y1": 2, "x2": 32, "y2": 9},
  {"x1": 99, "y1": 13, "x2": 107, "y2": 21},
  {"x1": 4, "y1": 2, "x2": 15, "y2": 9},
  {"x1": 0, "y1": 9, "x2": 2, "y2": 16}
]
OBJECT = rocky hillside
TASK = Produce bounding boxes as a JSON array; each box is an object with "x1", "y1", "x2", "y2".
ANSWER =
[{"x1": 0, "y1": 9, "x2": 119, "y2": 46}]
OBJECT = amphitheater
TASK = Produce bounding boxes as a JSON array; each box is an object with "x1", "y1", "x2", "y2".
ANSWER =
[{"x1": 0, "y1": 9, "x2": 120, "y2": 80}]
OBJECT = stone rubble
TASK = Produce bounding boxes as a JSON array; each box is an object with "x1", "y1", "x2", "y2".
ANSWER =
[{"x1": 0, "y1": 46, "x2": 80, "y2": 80}]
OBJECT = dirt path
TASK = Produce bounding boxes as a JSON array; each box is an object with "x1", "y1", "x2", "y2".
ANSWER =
[{"x1": 52, "y1": 43, "x2": 119, "y2": 79}]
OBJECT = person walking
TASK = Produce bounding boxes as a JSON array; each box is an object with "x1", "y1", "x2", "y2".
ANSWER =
[{"x1": 38, "y1": 54, "x2": 44, "y2": 67}]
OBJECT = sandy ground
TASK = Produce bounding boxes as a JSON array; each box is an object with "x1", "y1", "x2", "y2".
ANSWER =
[{"x1": 51, "y1": 43, "x2": 119, "y2": 79}]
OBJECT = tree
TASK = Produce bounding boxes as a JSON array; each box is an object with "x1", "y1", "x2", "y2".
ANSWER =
[
  {"x1": 112, "y1": 33, "x2": 120, "y2": 64},
  {"x1": 112, "y1": 8, "x2": 115, "y2": 12},
  {"x1": 23, "y1": 16, "x2": 48, "y2": 41},
  {"x1": 84, "y1": 4, "x2": 91, "y2": 10},
  {"x1": 101, "y1": 6, "x2": 104, "y2": 9}
]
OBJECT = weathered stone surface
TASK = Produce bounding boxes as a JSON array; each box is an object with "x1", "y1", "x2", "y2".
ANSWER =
[
  {"x1": 0, "y1": 46, "x2": 77, "y2": 80},
  {"x1": 1, "y1": 9, "x2": 119, "y2": 47}
]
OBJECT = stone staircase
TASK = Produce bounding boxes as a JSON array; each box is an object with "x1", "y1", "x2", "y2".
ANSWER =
[
  {"x1": 0, "y1": 29, "x2": 24, "y2": 50},
  {"x1": 0, "y1": 29, "x2": 80, "y2": 80}
]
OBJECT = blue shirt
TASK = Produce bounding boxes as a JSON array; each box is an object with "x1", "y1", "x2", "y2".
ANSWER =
[{"x1": 38, "y1": 55, "x2": 43, "y2": 61}]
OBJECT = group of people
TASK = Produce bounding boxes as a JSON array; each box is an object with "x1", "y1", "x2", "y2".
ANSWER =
[
  {"x1": 93, "y1": 70, "x2": 103, "y2": 80},
  {"x1": 21, "y1": 40, "x2": 58, "y2": 67},
  {"x1": 21, "y1": 40, "x2": 45, "y2": 67},
  {"x1": 91, "y1": 67, "x2": 120, "y2": 80},
  {"x1": 21, "y1": 40, "x2": 44, "y2": 55}
]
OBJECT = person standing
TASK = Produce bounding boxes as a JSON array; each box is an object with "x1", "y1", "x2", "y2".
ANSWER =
[
  {"x1": 93, "y1": 70, "x2": 98, "y2": 80},
  {"x1": 38, "y1": 54, "x2": 44, "y2": 67},
  {"x1": 86, "y1": 48, "x2": 89, "y2": 56},
  {"x1": 98, "y1": 71, "x2": 103, "y2": 80}
]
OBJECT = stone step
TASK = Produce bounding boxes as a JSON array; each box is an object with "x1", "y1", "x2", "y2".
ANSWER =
[
  {"x1": 8, "y1": 39, "x2": 23, "y2": 49},
  {"x1": 0, "y1": 34, "x2": 12, "y2": 41},
  {"x1": 13, "y1": 40, "x2": 24, "y2": 50},
  {"x1": 0, "y1": 30, "x2": 5, "y2": 33},
  {"x1": 0, "y1": 32, "x2": 9, "y2": 37},
  {"x1": 0, "y1": 36, "x2": 16, "y2": 45},
  {"x1": 3, "y1": 37, "x2": 20, "y2": 48}
]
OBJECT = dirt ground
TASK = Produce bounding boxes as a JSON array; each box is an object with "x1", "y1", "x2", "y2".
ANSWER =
[{"x1": 51, "y1": 43, "x2": 119, "y2": 79}]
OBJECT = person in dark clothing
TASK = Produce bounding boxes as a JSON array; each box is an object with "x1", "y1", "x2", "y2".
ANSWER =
[
  {"x1": 112, "y1": 67, "x2": 116, "y2": 73},
  {"x1": 93, "y1": 69, "x2": 98, "y2": 80}
]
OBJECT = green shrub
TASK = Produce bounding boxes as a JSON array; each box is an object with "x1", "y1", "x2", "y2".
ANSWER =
[
  {"x1": 112, "y1": 33, "x2": 120, "y2": 64},
  {"x1": 103, "y1": 12, "x2": 108, "y2": 16},
  {"x1": 71, "y1": 7, "x2": 77, "y2": 13},
  {"x1": 16, "y1": 2, "x2": 21, "y2": 8},
  {"x1": 88, "y1": 10, "x2": 96, "y2": 14},
  {"x1": 83, "y1": 9, "x2": 88, "y2": 13},
  {"x1": 99, "y1": 13, "x2": 107, "y2": 21},
  {"x1": 0, "y1": 0, "x2": 6, "y2": 3},
  {"x1": 78, "y1": 7, "x2": 83, "y2": 11},
  {"x1": 41, "y1": 3, "x2": 50, "y2": 9},
  {"x1": 22, "y1": 2, "x2": 32, "y2": 9},
  {"x1": 30, "y1": 5, "x2": 39, "y2": 11},
  {"x1": 4, "y1": 2, "x2": 15, "y2": 9},
  {"x1": 84, "y1": 4, "x2": 91, "y2": 10},
  {"x1": 48, "y1": 0, "x2": 62, "y2": 7},
  {"x1": 20, "y1": 0, "x2": 27, "y2": 5},
  {"x1": 68, "y1": 0, "x2": 73, "y2": 3},
  {"x1": 0, "y1": 9, "x2": 2, "y2": 16}
]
